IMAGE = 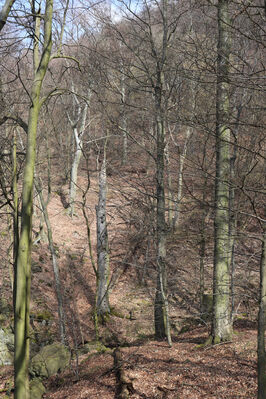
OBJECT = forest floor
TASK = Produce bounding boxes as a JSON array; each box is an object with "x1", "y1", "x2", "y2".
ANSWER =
[{"x1": 0, "y1": 173, "x2": 258, "y2": 399}]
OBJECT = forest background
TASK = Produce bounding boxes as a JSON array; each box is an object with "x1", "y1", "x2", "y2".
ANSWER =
[{"x1": 0, "y1": 0, "x2": 265, "y2": 398}]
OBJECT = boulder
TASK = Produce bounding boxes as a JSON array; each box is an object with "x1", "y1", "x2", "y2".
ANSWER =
[
  {"x1": 30, "y1": 378, "x2": 46, "y2": 399},
  {"x1": 30, "y1": 343, "x2": 70, "y2": 378},
  {"x1": 0, "y1": 328, "x2": 14, "y2": 365}
]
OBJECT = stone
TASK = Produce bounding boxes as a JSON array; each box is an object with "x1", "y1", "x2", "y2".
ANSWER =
[
  {"x1": 30, "y1": 378, "x2": 46, "y2": 399},
  {"x1": 0, "y1": 328, "x2": 14, "y2": 366},
  {"x1": 30, "y1": 343, "x2": 70, "y2": 378},
  {"x1": 77, "y1": 341, "x2": 108, "y2": 355}
]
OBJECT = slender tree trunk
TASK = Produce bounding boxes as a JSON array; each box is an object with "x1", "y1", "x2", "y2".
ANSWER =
[
  {"x1": 121, "y1": 73, "x2": 128, "y2": 165},
  {"x1": 68, "y1": 95, "x2": 89, "y2": 217},
  {"x1": 69, "y1": 128, "x2": 83, "y2": 216},
  {"x1": 96, "y1": 140, "x2": 110, "y2": 320},
  {"x1": 212, "y1": 0, "x2": 233, "y2": 344},
  {"x1": 199, "y1": 173, "x2": 209, "y2": 313},
  {"x1": 14, "y1": 2, "x2": 53, "y2": 397},
  {"x1": 258, "y1": 223, "x2": 266, "y2": 399},
  {"x1": 12, "y1": 129, "x2": 18, "y2": 292},
  {"x1": 35, "y1": 179, "x2": 66, "y2": 344},
  {"x1": 171, "y1": 127, "x2": 192, "y2": 230},
  {"x1": 154, "y1": 89, "x2": 172, "y2": 346}
]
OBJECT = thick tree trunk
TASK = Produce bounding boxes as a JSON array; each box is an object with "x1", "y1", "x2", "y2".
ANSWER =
[
  {"x1": 14, "y1": 2, "x2": 53, "y2": 397},
  {"x1": 258, "y1": 224, "x2": 266, "y2": 399},
  {"x1": 96, "y1": 142, "x2": 110, "y2": 320},
  {"x1": 212, "y1": 0, "x2": 233, "y2": 344}
]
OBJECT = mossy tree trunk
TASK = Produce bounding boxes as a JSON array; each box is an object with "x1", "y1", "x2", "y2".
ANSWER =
[
  {"x1": 212, "y1": 0, "x2": 233, "y2": 344},
  {"x1": 258, "y1": 223, "x2": 266, "y2": 399},
  {"x1": 14, "y1": 1, "x2": 53, "y2": 398}
]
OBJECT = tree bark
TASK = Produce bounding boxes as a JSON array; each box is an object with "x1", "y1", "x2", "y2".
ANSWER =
[
  {"x1": 14, "y1": 2, "x2": 53, "y2": 398},
  {"x1": 68, "y1": 93, "x2": 89, "y2": 217},
  {"x1": 0, "y1": 0, "x2": 15, "y2": 31},
  {"x1": 258, "y1": 224, "x2": 266, "y2": 399},
  {"x1": 154, "y1": 86, "x2": 171, "y2": 346},
  {"x1": 35, "y1": 179, "x2": 66, "y2": 344},
  {"x1": 212, "y1": 0, "x2": 233, "y2": 344},
  {"x1": 96, "y1": 140, "x2": 110, "y2": 320}
]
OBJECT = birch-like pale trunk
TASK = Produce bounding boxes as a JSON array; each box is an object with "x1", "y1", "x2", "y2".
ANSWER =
[
  {"x1": 69, "y1": 127, "x2": 83, "y2": 216},
  {"x1": 212, "y1": 0, "x2": 233, "y2": 344},
  {"x1": 121, "y1": 72, "x2": 128, "y2": 165},
  {"x1": 95, "y1": 141, "x2": 110, "y2": 320},
  {"x1": 68, "y1": 90, "x2": 89, "y2": 217},
  {"x1": 171, "y1": 127, "x2": 192, "y2": 230}
]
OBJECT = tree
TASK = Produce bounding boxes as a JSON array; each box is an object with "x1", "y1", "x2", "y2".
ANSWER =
[
  {"x1": 95, "y1": 138, "x2": 111, "y2": 321},
  {"x1": 0, "y1": 0, "x2": 15, "y2": 31},
  {"x1": 12, "y1": 1, "x2": 54, "y2": 397},
  {"x1": 211, "y1": 0, "x2": 233, "y2": 344},
  {"x1": 258, "y1": 222, "x2": 266, "y2": 399}
]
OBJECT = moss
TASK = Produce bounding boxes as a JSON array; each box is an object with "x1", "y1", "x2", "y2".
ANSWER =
[
  {"x1": 33, "y1": 310, "x2": 52, "y2": 322},
  {"x1": 213, "y1": 336, "x2": 221, "y2": 345},
  {"x1": 110, "y1": 307, "x2": 125, "y2": 319},
  {"x1": 203, "y1": 336, "x2": 213, "y2": 346}
]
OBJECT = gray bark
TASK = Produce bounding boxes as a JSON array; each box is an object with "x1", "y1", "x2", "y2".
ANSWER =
[
  {"x1": 67, "y1": 88, "x2": 90, "y2": 217},
  {"x1": 258, "y1": 224, "x2": 266, "y2": 399},
  {"x1": 212, "y1": 0, "x2": 233, "y2": 343},
  {"x1": 154, "y1": 85, "x2": 172, "y2": 346},
  {"x1": 0, "y1": 0, "x2": 15, "y2": 31},
  {"x1": 96, "y1": 142, "x2": 110, "y2": 319}
]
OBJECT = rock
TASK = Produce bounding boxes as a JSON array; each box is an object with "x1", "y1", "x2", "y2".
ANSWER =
[
  {"x1": 77, "y1": 341, "x2": 108, "y2": 355},
  {"x1": 30, "y1": 343, "x2": 70, "y2": 378},
  {"x1": 30, "y1": 378, "x2": 46, "y2": 399},
  {"x1": 0, "y1": 328, "x2": 14, "y2": 365},
  {"x1": 0, "y1": 298, "x2": 12, "y2": 314}
]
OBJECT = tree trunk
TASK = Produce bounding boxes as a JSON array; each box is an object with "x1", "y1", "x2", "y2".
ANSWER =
[
  {"x1": 96, "y1": 140, "x2": 110, "y2": 320},
  {"x1": 154, "y1": 89, "x2": 171, "y2": 346},
  {"x1": 171, "y1": 127, "x2": 192, "y2": 230},
  {"x1": 68, "y1": 90, "x2": 89, "y2": 217},
  {"x1": 35, "y1": 179, "x2": 66, "y2": 344},
  {"x1": 14, "y1": 2, "x2": 53, "y2": 397},
  {"x1": 258, "y1": 224, "x2": 266, "y2": 399},
  {"x1": 69, "y1": 128, "x2": 83, "y2": 216},
  {"x1": 212, "y1": 0, "x2": 233, "y2": 344}
]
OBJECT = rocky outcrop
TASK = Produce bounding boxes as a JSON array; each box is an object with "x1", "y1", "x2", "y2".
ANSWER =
[
  {"x1": 30, "y1": 378, "x2": 46, "y2": 399},
  {"x1": 30, "y1": 342, "x2": 70, "y2": 378},
  {"x1": 0, "y1": 328, "x2": 14, "y2": 366}
]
